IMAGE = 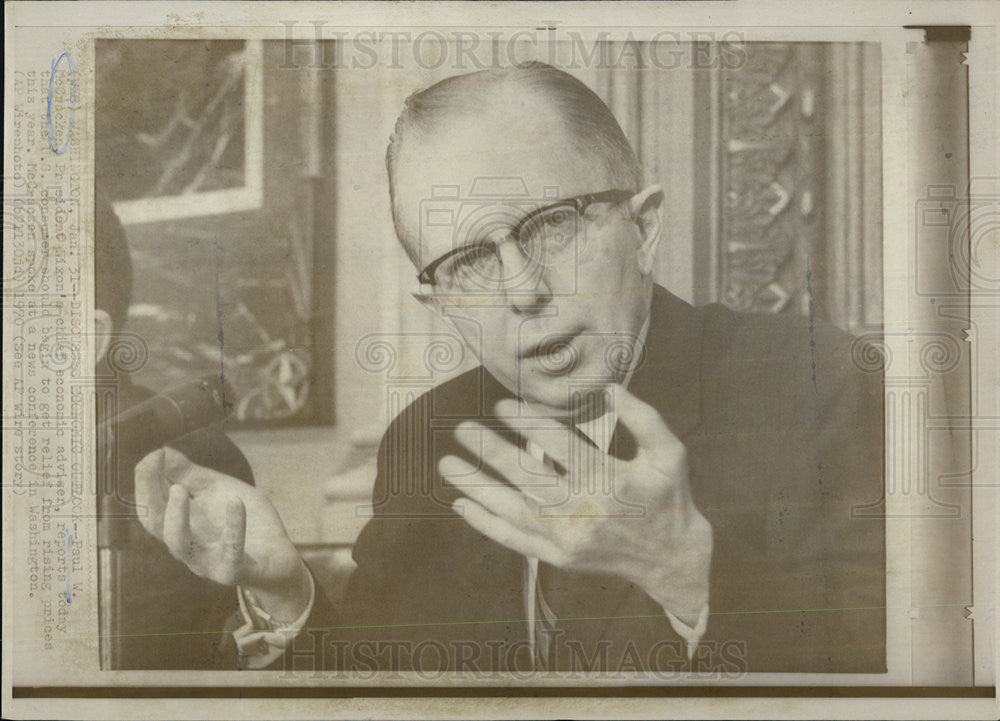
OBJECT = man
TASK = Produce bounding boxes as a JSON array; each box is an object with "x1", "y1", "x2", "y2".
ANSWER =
[
  {"x1": 95, "y1": 196, "x2": 255, "y2": 669},
  {"x1": 134, "y1": 62, "x2": 885, "y2": 674}
]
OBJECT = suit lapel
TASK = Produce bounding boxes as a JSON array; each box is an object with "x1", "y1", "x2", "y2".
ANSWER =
[{"x1": 625, "y1": 286, "x2": 705, "y2": 441}]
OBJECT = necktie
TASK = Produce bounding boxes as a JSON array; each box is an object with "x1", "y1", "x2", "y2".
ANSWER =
[
  {"x1": 526, "y1": 423, "x2": 605, "y2": 670},
  {"x1": 525, "y1": 556, "x2": 560, "y2": 669}
]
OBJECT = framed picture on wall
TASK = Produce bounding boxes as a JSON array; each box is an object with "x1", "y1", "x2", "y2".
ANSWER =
[
  {"x1": 104, "y1": 39, "x2": 264, "y2": 224},
  {"x1": 96, "y1": 38, "x2": 333, "y2": 426}
]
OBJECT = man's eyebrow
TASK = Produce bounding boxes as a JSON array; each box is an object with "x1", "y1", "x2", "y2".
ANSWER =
[
  {"x1": 512, "y1": 198, "x2": 573, "y2": 233},
  {"x1": 443, "y1": 237, "x2": 495, "y2": 263},
  {"x1": 454, "y1": 239, "x2": 490, "y2": 253}
]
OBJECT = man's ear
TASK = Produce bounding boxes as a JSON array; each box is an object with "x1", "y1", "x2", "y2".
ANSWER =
[
  {"x1": 412, "y1": 290, "x2": 448, "y2": 320},
  {"x1": 411, "y1": 291, "x2": 464, "y2": 335},
  {"x1": 412, "y1": 289, "x2": 438, "y2": 311},
  {"x1": 94, "y1": 309, "x2": 113, "y2": 366},
  {"x1": 628, "y1": 184, "x2": 664, "y2": 276}
]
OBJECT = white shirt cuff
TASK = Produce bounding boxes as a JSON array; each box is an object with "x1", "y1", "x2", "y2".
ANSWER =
[
  {"x1": 663, "y1": 603, "x2": 709, "y2": 661},
  {"x1": 233, "y1": 568, "x2": 315, "y2": 670}
]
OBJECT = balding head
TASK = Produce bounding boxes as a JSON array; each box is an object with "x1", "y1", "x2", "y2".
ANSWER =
[{"x1": 385, "y1": 62, "x2": 641, "y2": 263}]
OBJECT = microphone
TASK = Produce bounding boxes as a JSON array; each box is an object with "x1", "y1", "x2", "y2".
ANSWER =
[
  {"x1": 98, "y1": 374, "x2": 236, "y2": 541},
  {"x1": 101, "y1": 374, "x2": 236, "y2": 466}
]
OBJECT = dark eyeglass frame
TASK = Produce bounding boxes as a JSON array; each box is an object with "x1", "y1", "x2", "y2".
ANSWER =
[{"x1": 416, "y1": 189, "x2": 634, "y2": 287}]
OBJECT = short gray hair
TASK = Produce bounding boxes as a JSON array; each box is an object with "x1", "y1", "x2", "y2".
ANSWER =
[{"x1": 385, "y1": 61, "x2": 642, "y2": 265}]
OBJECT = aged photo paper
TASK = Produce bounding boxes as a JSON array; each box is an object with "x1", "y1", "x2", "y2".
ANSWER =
[{"x1": 3, "y1": 1, "x2": 999, "y2": 719}]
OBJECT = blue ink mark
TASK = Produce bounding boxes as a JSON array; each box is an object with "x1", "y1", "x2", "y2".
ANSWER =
[
  {"x1": 47, "y1": 52, "x2": 77, "y2": 155},
  {"x1": 65, "y1": 530, "x2": 73, "y2": 604},
  {"x1": 945, "y1": 152, "x2": 953, "y2": 159}
]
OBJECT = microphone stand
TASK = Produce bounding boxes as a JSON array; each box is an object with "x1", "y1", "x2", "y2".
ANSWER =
[{"x1": 97, "y1": 408, "x2": 135, "y2": 670}]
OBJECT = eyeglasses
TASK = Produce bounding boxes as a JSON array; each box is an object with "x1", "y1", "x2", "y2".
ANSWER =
[{"x1": 417, "y1": 189, "x2": 634, "y2": 292}]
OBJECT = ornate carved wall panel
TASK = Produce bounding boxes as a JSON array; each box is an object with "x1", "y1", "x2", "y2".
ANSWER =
[{"x1": 695, "y1": 42, "x2": 883, "y2": 332}]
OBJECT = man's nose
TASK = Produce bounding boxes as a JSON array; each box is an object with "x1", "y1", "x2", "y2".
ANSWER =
[{"x1": 496, "y1": 240, "x2": 552, "y2": 315}]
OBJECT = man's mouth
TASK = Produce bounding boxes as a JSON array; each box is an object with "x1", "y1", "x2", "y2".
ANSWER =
[{"x1": 520, "y1": 330, "x2": 582, "y2": 374}]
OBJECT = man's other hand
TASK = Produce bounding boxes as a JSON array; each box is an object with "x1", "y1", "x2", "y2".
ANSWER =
[
  {"x1": 134, "y1": 446, "x2": 310, "y2": 623},
  {"x1": 440, "y1": 384, "x2": 712, "y2": 624}
]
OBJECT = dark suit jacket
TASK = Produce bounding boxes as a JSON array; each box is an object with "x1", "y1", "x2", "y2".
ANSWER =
[
  {"x1": 98, "y1": 371, "x2": 255, "y2": 669},
  {"x1": 294, "y1": 286, "x2": 886, "y2": 675}
]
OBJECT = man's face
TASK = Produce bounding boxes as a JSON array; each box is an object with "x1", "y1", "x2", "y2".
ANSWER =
[{"x1": 393, "y1": 100, "x2": 659, "y2": 418}]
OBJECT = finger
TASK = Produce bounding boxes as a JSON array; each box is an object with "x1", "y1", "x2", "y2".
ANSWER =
[
  {"x1": 162, "y1": 484, "x2": 194, "y2": 562},
  {"x1": 608, "y1": 383, "x2": 681, "y2": 453},
  {"x1": 492, "y1": 400, "x2": 575, "y2": 470},
  {"x1": 453, "y1": 499, "x2": 564, "y2": 564},
  {"x1": 134, "y1": 448, "x2": 169, "y2": 539},
  {"x1": 452, "y1": 421, "x2": 554, "y2": 484},
  {"x1": 219, "y1": 498, "x2": 246, "y2": 586},
  {"x1": 439, "y1": 455, "x2": 537, "y2": 522},
  {"x1": 159, "y1": 446, "x2": 204, "y2": 489},
  {"x1": 160, "y1": 445, "x2": 234, "y2": 496}
]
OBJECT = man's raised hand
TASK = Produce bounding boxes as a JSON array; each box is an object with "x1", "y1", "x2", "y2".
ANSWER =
[
  {"x1": 439, "y1": 384, "x2": 712, "y2": 624},
  {"x1": 134, "y1": 446, "x2": 311, "y2": 622}
]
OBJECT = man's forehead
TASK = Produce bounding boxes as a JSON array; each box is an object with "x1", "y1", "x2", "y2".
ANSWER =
[{"x1": 394, "y1": 126, "x2": 605, "y2": 200}]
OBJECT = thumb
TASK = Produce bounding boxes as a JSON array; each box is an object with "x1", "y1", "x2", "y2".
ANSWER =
[{"x1": 608, "y1": 384, "x2": 680, "y2": 454}]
